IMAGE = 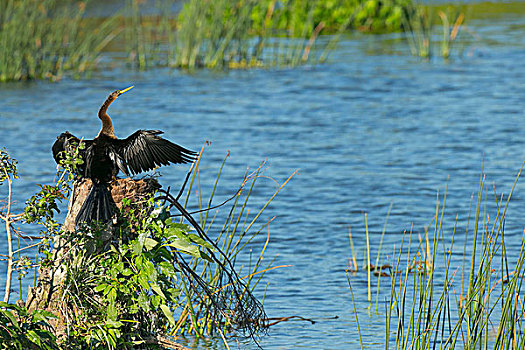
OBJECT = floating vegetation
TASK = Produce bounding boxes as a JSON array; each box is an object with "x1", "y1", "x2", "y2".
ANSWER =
[
  {"x1": 0, "y1": 0, "x2": 119, "y2": 82},
  {"x1": 348, "y1": 164, "x2": 525, "y2": 348}
]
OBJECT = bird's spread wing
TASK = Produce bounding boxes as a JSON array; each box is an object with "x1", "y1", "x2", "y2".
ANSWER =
[
  {"x1": 113, "y1": 130, "x2": 196, "y2": 175},
  {"x1": 52, "y1": 132, "x2": 78, "y2": 164},
  {"x1": 52, "y1": 132, "x2": 92, "y2": 176}
]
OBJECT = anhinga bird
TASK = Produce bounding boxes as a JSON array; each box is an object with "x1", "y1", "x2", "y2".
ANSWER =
[{"x1": 52, "y1": 86, "x2": 196, "y2": 226}]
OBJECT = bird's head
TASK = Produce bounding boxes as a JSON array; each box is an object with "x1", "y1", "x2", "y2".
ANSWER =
[
  {"x1": 109, "y1": 85, "x2": 134, "y2": 100},
  {"x1": 99, "y1": 86, "x2": 135, "y2": 120}
]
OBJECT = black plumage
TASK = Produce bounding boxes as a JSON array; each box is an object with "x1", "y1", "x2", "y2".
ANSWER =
[{"x1": 52, "y1": 86, "x2": 196, "y2": 226}]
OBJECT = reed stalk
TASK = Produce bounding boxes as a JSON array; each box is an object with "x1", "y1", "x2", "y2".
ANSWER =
[
  {"x1": 402, "y1": 3, "x2": 466, "y2": 59},
  {"x1": 139, "y1": 0, "x2": 342, "y2": 70},
  {"x1": 0, "y1": 0, "x2": 118, "y2": 81},
  {"x1": 172, "y1": 145, "x2": 296, "y2": 337},
  {"x1": 349, "y1": 162, "x2": 525, "y2": 349}
]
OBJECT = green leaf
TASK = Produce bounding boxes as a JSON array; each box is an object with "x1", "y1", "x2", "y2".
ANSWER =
[
  {"x1": 0, "y1": 301, "x2": 21, "y2": 311},
  {"x1": 168, "y1": 239, "x2": 200, "y2": 257},
  {"x1": 108, "y1": 288, "x2": 117, "y2": 302},
  {"x1": 157, "y1": 246, "x2": 172, "y2": 261},
  {"x1": 158, "y1": 261, "x2": 177, "y2": 279},
  {"x1": 26, "y1": 330, "x2": 42, "y2": 346},
  {"x1": 114, "y1": 261, "x2": 124, "y2": 272},
  {"x1": 167, "y1": 288, "x2": 181, "y2": 303},
  {"x1": 166, "y1": 222, "x2": 191, "y2": 232},
  {"x1": 151, "y1": 295, "x2": 161, "y2": 308},
  {"x1": 132, "y1": 239, "x2": 142, "y2": 255},
  {"x1": 143, "y1": 260, "x2": 157, "y2": 281},
  {"x1": 121, "y1": 268, "x2": 133, "y2": 276},
  {"x1": 31, "y1": 310, "x2": 56, "y2": 323},
  {"x1": 103, "y1": 284, "x2": 113, "y2": 296},
  {"x1": 105, "y1": 319, "x2": 123, "y2": 328},
  {"x1": 187, "y1": 233, "x2": 214, "y2": 250},
  {"x1": 150, "y1": 283, "x2": 166, "y2": 299},
  {"x1": 107, "y1": 300, "x2": 117, "y2": 321},
  {"x1": 137, "y1": 293, "x2": 150, "y2": 312},
  {"x1": 1, "y1": 309, "x2": 20, "y2": 330},
  {"x1": 94, "y1": 283, "x2": 107, "y2": 293},
  {"x1": 138, "y1": 273, "x2": 150, "y2": 290},
  {"x1": 37, "y1": 310, "x2": 57, "y2": 319},
  {"x1": 165, "y1": 223, "x2": 191, "y2": 240},
  {"x1": 106, "y1": 327, "x2": 118, "y2": 347},
  {"x1": 200, "y1": 250, "x2": 214, "y2": 263},
  {"x1": 134, "y1": 254, "x2": 145, "y2": 268},
  {"x1": 160, "y1": 304, "x2": 176, "y2": 325},
  {"x1": 143, "y1": 237, "x2": 158, "y2": 251}
]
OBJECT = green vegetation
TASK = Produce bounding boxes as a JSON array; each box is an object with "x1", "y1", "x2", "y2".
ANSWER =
[
  {"x1": 172, "y1": 151, "x2": 296, "y2": 338},
  {"x1": 0, "y1": 0, "x2": 118, "y2": 82},
  {"x1": 3, "y1": 0, "x2": 524, "y2": 77},
  {"x1": 131, "y1": 0, "x2": 411, "y2": 69},
  {"x1": 0, "y1": 0, "x2": 416, "y2": 79},
  {"x1": 250, "y1": 0, "x2": 411, "y2": 34},
  {"x1": 403, "y1": 3, "x2": 466, "y2": 59},
  {"x1": 347, "y1": 163, "x2": 525, "y2": 348},
  {"x1": 0, "y1": 302, "x2": 58, "y2": 350},
  {"x1": 172, "y1": 0, "x2": 336, "y2": 69},
  {"x1": 0, "y1": 144, "x2": 293, "y2": 348}
]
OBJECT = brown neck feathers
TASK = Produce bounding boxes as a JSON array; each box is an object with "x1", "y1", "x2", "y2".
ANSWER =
[{"x1": 97, "y1": 94, "x2": 118, "y2": 138}]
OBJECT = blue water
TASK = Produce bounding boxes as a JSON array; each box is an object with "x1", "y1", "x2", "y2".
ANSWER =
[{"x1": 1, "y1": 10, "x2": 525, "y2": 349}]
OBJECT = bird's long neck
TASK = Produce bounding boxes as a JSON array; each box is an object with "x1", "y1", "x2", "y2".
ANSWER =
[{"x1": 97, "y1": 96, "x2": 117, "y2": 138}]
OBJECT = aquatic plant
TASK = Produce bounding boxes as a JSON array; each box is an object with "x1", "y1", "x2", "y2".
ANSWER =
[
  {"x1": 402, "y1": 4, "x2": 433, "y2": 58},
  {"x1": 123, "y1": 0, "x2": 352, "y2": 69},
  {"x1": 402, "y1": 3, "x2": 465, "y2": 59},
  {"x1": 0, "y1": 0, "x2": 119, "y2": 82},
  {"x1": 250, "y1": 0, "x2": 411, "y2": 34},
  {"x1": 173, "y1": 0, "x2": 343, "y2": 69},
  {"x1": 170, "y1": 146, "x2": 296, "y2": 338},
  {"x1": 438, "y1": 9, "x2": 465, "y2": 59},
  {"x1": 348, "y1": 163, "x2": 525, "y2": 348},
  {"x1": 166, "y1": 0, "x2": 414, "y2": 69},
  {"x1": 123, "y1": 0, "x2": 176, "y2": 70}
]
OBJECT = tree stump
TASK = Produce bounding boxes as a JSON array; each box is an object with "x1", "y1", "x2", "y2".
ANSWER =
[{"x1": 25, "y1": 177, "x2": 160, "y2": 336}]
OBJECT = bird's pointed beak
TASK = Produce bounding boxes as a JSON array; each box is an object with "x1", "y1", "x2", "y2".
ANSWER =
[{"x1": 118, "y1": 85, "x2": 134, "y2": 95}]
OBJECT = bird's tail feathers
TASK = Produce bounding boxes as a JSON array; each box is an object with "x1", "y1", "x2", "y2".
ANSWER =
[{"x1": 76, "y1": 182, "x2": 114, "y2": 227}]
